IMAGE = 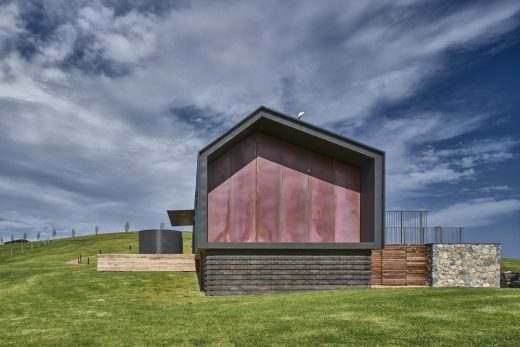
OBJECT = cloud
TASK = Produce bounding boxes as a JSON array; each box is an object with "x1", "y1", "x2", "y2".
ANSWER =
[
  {"x1": 356, "y1": 112, "x2": 497, "y2": 192},
  {"x1": 429, "y1": 198, "x2": 520, "y2": 227},
  {"x1": 0, "y1": 1, "x2": 519, "y2": 238},
  {"x1": 479, "y1": 185, "x2": 513, "y2": 193},
  {"x1": 421, "y1": 138, "x2": 518, "y2": 169},
  {"x1": 384, "y1": 135, "x2": 517, "y2": 192}
]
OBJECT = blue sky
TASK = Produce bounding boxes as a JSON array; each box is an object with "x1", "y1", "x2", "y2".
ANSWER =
[{"x1": 0, "y1": 0, "x2": 519, "y2": 256}]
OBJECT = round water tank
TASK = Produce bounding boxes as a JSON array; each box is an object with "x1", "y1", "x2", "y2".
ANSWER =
[{"x1": 139, "y1": 229, "x2": 183, "y2": 254}]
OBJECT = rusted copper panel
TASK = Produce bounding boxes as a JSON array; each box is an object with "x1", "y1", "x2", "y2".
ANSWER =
[
  {"x1": 257, "y1": 132, "x2": 282, "y2": 162},
  {"x1": 230, "y1": 159, "x2": 257, "y2": 242},
  {"x1": 334, "y1": 160, "x2": 360, "y2": 192},
  {"x1": 208, "y1": 131, "x2": 362, "y2": 245},
  {"x1": 281, "y1": 142, "x2": 308, "y2": 242},
  {"x1": 208, "y1": 152, "x2": 231, "y2": 242},
  {"x1": 256, "y1": 134, "x2": 282, "y2": 242},
  {"x1": 230, "y1": 133, "x2": 256, "y2": 176},
  {"x1": 208, "y1": 178, "x2": 231, "y2": 242},
  {"x1": 308, "y1": 152, "x2": 335, "y2": 242},
  {"x1": 208, "y1": 152, "x2": 231, "y2": 193},
  {"x1": 334, "y1": 160, "x2": 360, "y2": 242}
]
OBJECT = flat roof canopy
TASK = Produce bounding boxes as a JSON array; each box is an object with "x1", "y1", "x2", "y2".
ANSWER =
[{"x1": 167, "y1": 209, "x2": 194, "y2": 226}]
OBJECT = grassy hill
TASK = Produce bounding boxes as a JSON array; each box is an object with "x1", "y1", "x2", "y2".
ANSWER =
[
  {"x1": 0, "y1": 233, "x2": 519, "y2": 346},
  {"x1": 501, "y1": 258, "x2": 520, "y2": 271}
]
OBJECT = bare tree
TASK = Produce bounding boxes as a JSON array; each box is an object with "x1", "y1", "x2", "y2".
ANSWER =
[
  {"x1": 37, "y1": 232, "x2": 41, "y2": 241},
  {"x1": 72, "y1": 228, "x2": 76, "y2": 238},
  {"x1": 124, "y1": 222, "x2": 130, "y2": 233},
  {"x1": 95, "y1": 225, "x2": 99, "y2": 236},
  {"x1": 23, "y1": 232, "x2": 27, "y2": 240},
  {"x1": 52, "y1": 228, "x2": 57, "y2": 239},
  {"x1": 0, "y1": 235, "x2": 3, "y2": 245}
]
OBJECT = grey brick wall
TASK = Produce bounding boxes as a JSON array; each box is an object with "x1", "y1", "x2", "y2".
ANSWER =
[{"x1": 201, "y1": 250, "x2": 371, "y2": 295}]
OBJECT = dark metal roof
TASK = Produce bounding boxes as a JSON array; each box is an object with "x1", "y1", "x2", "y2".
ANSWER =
[
  {"x1": 199, "y1": 105, "x2": 385, "y2": 157},
  {"x1": 167, "y1": 209, "x2": 194, "y2": 226}
]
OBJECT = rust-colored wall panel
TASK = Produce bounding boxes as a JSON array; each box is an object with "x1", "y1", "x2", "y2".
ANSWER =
[
  {"x1": 308, "y1": 152, "x2": 335, "y2": 242},
  {"x1": 208, "y1": 153, "x2": 230, "y2": 242},
  {"x1": 207, "y1": 132, "x2": 362, "y2": 244},
  {"x1": 334, "y1": 161, "x2": 360, "y2": 242},
  {"x1": 208, "y1": 152, "x2": 231, "y2": 193},
  {"x1": 281, "y1": 166, "x2": 308, "y2": 242},
  {"x1": 334, "y1": 186, "x2": 360, "y2": 242},
  {"x1": 257, "y1": 133, "x2": 282, "y2": 163},
  {"x1": 256, "y1": 134, "x2": 282, "y2": 242},
  {"x1": 208, "y1": 179, "x2": 231, "y2": 242},
  {"x1": 230, "y1": 160, "x2": 257, "y2": 242},
  {"x1": 257, "y1": 157, "x2": 282, "y2": 242},
  {"x1": 230, "y1": 133, "x2": 256, "y2": 176},
  {"x1": 334, "y1": 160, "x2": 360, "y2": 191},
  {"x1": 281, "y1": 142, "x2": 308, "y2": 242}
]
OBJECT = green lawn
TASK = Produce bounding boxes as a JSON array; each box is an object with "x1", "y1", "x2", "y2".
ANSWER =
[
  {"x1": 0, "y1": 233, "x2": 519, "y2": 347},
  {"x1": 501, "y1": 258, "x2": 520, "y2": 271}
]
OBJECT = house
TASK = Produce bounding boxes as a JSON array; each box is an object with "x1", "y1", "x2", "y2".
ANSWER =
[{"x1": 168, "y1": 106, "x2": 385, "y2": 294}]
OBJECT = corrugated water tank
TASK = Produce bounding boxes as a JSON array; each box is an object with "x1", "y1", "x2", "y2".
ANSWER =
[{"x1": 139, "y1": 229, "x2": 183, "y2": 254}]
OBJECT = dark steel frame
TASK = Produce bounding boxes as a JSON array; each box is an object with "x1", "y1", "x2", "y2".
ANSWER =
[{"x1": 192, "y1": 106, "x2": 385, "y2": 253}]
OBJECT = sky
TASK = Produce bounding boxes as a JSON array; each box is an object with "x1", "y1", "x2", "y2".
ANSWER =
[{"x1": 0, "y1": 0, "x2": 519, "y2": 256}]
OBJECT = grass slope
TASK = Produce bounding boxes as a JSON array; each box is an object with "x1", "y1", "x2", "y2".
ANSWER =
[
  {"x1": 501, "y1": 258, "x2": 520, "y2": 271},
  {"x1": 0, "y1": 233, "x2": 519, "y2": 347}
]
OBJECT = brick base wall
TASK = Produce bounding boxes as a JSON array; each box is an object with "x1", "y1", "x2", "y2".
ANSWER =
[{"x1": 200, "y1": 250, "x2": 371, "y2": 295}]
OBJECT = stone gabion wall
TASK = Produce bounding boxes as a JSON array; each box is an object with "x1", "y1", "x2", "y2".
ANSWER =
[
  {"x1": 426, "y1": 244, "x2": 500, "y2": 288},
  {"x1": 500, "y1": 271, "x2": 520, "y2": 288}
]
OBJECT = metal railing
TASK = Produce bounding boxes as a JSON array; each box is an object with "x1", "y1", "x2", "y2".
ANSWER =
[
  {"x1": 384, "y1": 211, "x2": 463, "y2": 245},
  {"x1": 385, "y1": 226, "x2": 464, "y2": 244}
]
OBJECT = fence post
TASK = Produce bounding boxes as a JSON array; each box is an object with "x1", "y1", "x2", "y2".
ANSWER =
[{"x1": 400, "y1": 211, "x2": 403, "y2": 244}]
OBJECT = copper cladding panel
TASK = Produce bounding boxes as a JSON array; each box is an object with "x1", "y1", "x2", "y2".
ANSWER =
[
  {"x1": 208, "y1": 153, "x2": 231, "y2": 242},
  {"x1": 308, "y1": 152, "x2": 335, "y2": 242},
  {"x1": 207, "y1": 132, "x2": 361, "y2": 244},
  {"x1": 229, "y1": 138, "x2": 257, "y2": 242},
  {"x1": 281, "y1": 142, "x2": 308, "y2": 242},
  {"x1": 256, "y1": 134, "x2": 282, "y2": 242},
  {"x1": 334, "y1": 160, "x2": 360, "y2": 242}
]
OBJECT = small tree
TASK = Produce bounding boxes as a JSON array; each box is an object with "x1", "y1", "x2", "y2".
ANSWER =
[
  {"x1": 160, "y1": 222, "x2": 164, "y2": 231},
  {"x1": 37, "y1": 232, "x2": 41, "y2": 241},
  {"x1": 95, "y1": 225, "x2": 99, "y2": 236},
  {"x1": 124, "y1": 222, "x2": 130, "y2": 233},
  {"x1": 11, "y1": 234, "x2": 14, "y2": 242},
  {"x1": 52, "y1": 228, "x2": 57, "y2": 239},
  {"x1": 1, "y1": 235, "x2": 3, "y2": 245},
  {"x1": 72, "y1": 228, "x2": 76, "y2": 238}
]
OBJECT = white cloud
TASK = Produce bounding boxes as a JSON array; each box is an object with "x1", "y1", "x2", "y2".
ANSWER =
[
  {"x1": 0, "y1": 3, "x2": 23, "y2": 47},
  {"x1": 0, "y1": 1, "x2": 519, "y2": 238},
  {"x1": 429, "y1": 198, "x2": 520, "y2": 227},
  {"x1": 479, "y1": 185, "x2": 513, "y2": 193}
]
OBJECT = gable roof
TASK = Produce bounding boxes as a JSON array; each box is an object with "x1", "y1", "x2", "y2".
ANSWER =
[
  {"x1": 191, "y1": 105, "x2": 385, "y2": 252},
  {"x1": 199, "y1": 105, "x2": 384, "y2": 166}
]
